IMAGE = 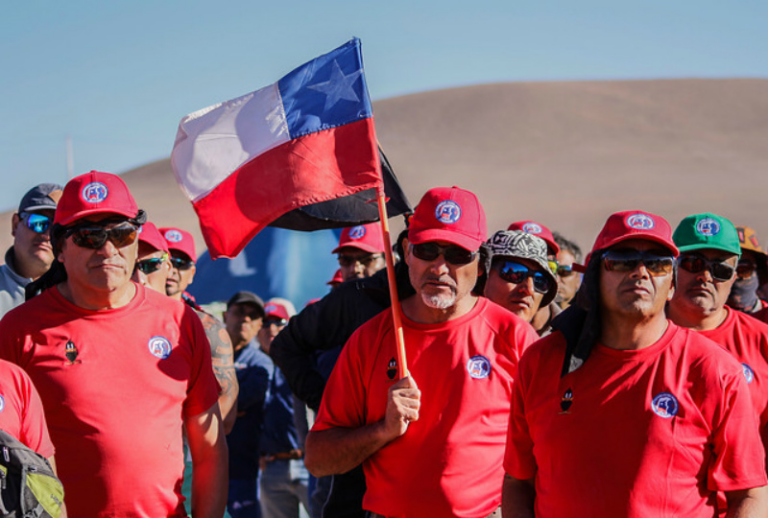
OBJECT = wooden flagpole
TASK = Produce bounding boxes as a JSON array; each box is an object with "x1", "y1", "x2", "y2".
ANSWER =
[{"x1": 376, "y1": 186, "x2": 409, "y2": 379}]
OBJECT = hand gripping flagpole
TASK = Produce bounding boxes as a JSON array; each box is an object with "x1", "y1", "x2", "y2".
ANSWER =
[{"x1": 376, "y1": 185, "x2": 409, "y2": 379}]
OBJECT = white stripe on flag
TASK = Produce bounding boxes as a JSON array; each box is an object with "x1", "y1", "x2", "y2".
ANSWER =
[{"x1": 171, "y1": 83, "x2": 290, "y2": 202}]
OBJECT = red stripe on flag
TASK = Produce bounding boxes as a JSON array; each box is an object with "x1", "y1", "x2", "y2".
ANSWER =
[{"x1": 193, "y1": 118, "x2": 381, "y2": 258}]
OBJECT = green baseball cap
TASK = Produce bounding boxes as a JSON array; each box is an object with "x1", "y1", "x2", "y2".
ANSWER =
[{"x1": 672, "y1": 213, "x2": 741, "y2": 257}]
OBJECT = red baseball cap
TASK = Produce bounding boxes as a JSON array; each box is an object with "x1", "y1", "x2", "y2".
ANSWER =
[
  {"x1": 54, "y1": 171, "x2": 139, "y2": 227},
  {"x1": 160, "y1": 227, "x2": 197, "y2": 263},
  {"x1": 408, "y1": 186, "x2": 486, "y2": 251},
  {"x1": 327, "y1": 269, "x2": 344, "y2": 285},
  {"x1": 591, "y1": 210, "x2": 679, "y2": 257},
  {"x1": 137, "y1": 222, "x2": 169, "y2": 253},
  {"x1": 264, "y1": 301, "x2": 290, "y2": 321},
  {"x1": 507, "y1": 220, "x2": 560, "y2": 255},
  {"x1": 331, "y1": 223, "x2": 385, "y2": 254}
]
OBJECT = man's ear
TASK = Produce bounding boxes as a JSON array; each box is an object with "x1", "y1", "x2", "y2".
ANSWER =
[
  {"x1": 188, "y1": 265, "x2": 197, "y2": 284},
  {"x1": 11, "y1": 213, "x2": 19, "y2": 238},
  {"x1": 402, "y1": 238, "x2": 411, "y2": 267}
]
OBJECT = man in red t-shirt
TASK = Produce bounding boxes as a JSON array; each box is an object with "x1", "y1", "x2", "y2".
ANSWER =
[
  {"x1": 0, "y1": 171, "x2": 227, "y2": 518},
  {"x1": 503, "y1": 210, "x2": 768, "y2": 518},
  {"x1": 668, "y1": 213, "x2": 768, "y2": 470},
  {"x1": 306, "y1": 187, "x2": 538, "y2": 518}
]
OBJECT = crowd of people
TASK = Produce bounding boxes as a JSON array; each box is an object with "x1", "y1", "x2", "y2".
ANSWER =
[{"x1": 1, "y1": 172, "x2": 768, "y2": 518}]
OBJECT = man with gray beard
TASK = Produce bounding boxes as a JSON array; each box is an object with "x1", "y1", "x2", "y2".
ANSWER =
[{"x1": 304, "y1": 186, "x2": 538, "y2": 518}]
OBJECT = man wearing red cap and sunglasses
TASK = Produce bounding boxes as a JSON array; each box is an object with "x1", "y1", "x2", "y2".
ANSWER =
[
  {"x1": 306, "y1": 186, "x2": 538, "y2": 518},
  {"x1": 0, "y1": 171, "x2": 227, "y2": 518},
  {"x1": 333, "y1": 223, "x2": 387, "y2": 282},
  {"x1": 503, "y1": 210, "x2": 768, "y2": 518}
]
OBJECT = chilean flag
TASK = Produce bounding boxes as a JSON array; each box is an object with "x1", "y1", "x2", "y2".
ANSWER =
[{"x1": 171, "y1": 38, "x2": 382, "y2": 258}]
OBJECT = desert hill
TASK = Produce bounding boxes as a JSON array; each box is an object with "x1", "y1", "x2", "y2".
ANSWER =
[{"x1": 2, "y1": 78, "x2": 767, "y2": 258}]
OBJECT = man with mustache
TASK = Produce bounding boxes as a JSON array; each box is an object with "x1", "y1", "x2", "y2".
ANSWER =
[
  {"x1": 0, "y1": 183, "x2": 63, "y2": 318},
  {"x1": 305, "y1": 186, "x2": 538, "y2": 518},
  {"x1": 503, "y1": 210, "x2": 768, "y2": 518},
  {"x1": 667, "y1": 213, "x2": 768, "y2": 495}
]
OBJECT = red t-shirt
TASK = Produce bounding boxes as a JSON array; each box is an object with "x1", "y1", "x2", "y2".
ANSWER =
[
  {"x1": 313, "y1": 297, "x2": 539, "y2": 518},
  {"x1": 505, "y1": 323, "x2": 767, "y2": 518},
  {"x1": 0, "y1": 359, "x2": 54, "y2": 457},
  {"x1": 0, "y1": 284, "x2": 220, "y2": 518}
]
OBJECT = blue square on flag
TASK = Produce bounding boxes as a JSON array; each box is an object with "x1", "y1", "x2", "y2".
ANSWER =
[{"x1": 278, "y1": 39, "x2": 373, "y2": 139}]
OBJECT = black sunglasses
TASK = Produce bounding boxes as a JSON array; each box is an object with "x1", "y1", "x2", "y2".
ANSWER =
[
  {"x1": 495, "y1": 261, "x2": 552, "y2": 294},
  {"x1": 410, "y1": 243, "x2": 477, "y2": 265},
  {"x1": 21, "y1": 212, "x2": 53, "y2": 234},
  {"x1": 678, "y1": 254, "x2": 735, "y2": 282},
  {"x1": 264, "y1": 317, "x2": 289, "y2": 327},
  {"x1": 65, "y1": 223, "x2": 138, "y2": 250},
  {"x1": 602, "y1": 249, "x2": 676, "y2": 277},
  {"x1": 135, "y1": 254, "x2": 169, "y2": 275},
  {"x1": 337, "y1": 253, "x2": 384, "y2": 268},
  {"x1": 556, "y1": 264, "x2": 576, "y2": 278},
  {"x1": 169, "y1": 256, "x2": 195, "y2": 271}
]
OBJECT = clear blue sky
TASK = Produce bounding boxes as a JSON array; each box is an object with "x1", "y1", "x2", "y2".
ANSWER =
[{"x1": 1, "y1": 0, "x2": 765, "y2": 211}]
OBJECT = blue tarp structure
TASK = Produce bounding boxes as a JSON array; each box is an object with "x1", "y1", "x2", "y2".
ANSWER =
[{"x1": 188, "y1": 227, "x2": 342, "y2": 308}]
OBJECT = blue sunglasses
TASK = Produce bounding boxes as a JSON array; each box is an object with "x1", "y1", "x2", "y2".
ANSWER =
[{"x1": 21, "y1": 212, "x2": 53, "y2": 234}]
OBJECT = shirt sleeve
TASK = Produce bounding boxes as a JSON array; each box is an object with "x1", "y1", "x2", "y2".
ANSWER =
[
  {"x1": 707, "y1": 363, "x2": 768, "y2": 491},
  {"x1": 504, "y1": 351, "x2": 537, "y2": 479},
  {"x1": 181, "y1": 306, "x2": 221, "y2": 418},
  {"x1": 17, "y1": 367, "x2": 55, "y2": 458},
  {"x1": 312, "y1": 324, "x2": 370, "y2": 432}
]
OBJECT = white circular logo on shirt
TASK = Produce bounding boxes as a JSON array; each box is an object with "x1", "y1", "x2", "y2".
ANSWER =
[
  {"x1": 164, "y1": 230, "x2": 183, "y2": 243},
  {"x1": 742, "y1": 363, "x2": 755, "y2": 384},
  {"x1": 467, "y1": 355, "x2": 491, "y2": 379},
  {"x1": 81, "y1": 182, "x2": 109, "y2": 203},
  {"x1": 0, "y1": 395, "x2": 4, "y2": 413},
  {"x1": 651, "y1": 392, "x2": 678, "y2": 418},
  {"x1": 348, "y1": 226, "x2": 366, "y2": 240},
  {"x1": 148, "y1": 336, "x2": 172, "y2": 360},
  {"x1": 522, "y1": 222, "x2": 543, "y2": 234},
  {"x1": 626, "y1": 214, "x2": 655, "y2": 230},
  {"x1": 696, "y1": 218, "x2": 721, "y2": 237},
  {"x1": 435, "y1": 201, "x2": 462, "y2": 224}
]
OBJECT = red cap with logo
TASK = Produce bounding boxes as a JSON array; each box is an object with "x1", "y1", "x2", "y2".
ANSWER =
[
  {"x1": 54, "y1": 171, "x2": 139, "y2": 227},
  {"x1": 507, "y1": 220, "x2": 560, "y2": 255},
  {"x1": 160, "y1": 227, "x2": 197, "y2": 263},
  {"x1": 591, "y1": 210, "x2": 679, "y2": 257},
  {"x1": 264, "y1": 301, "x2": 291, "y2": 321},
  {"x1": 138, "y1": 222, "x2": 169, "y2": 253},
  {"x1": 408, "y1": 186, "x2": 487, "y2": 251},
  {"x1": 331, "y1": 223, "x2": 385, "y2": 254}
]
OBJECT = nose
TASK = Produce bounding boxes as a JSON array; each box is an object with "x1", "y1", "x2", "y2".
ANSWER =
[
  {"x1": 96, "y1": 238, "x2": 119, "y2": 257},
  {"x1": 629, "y1": 262, "x2": 651, "y2": 279},
  {"x1": 517, "y1": 276, "x2": 535, "y2": 295}
]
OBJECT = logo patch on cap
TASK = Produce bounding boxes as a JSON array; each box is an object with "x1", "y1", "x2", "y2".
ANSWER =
[
  {"x1": 81, "y1": 182, "x2": 109, "y2": 204},
  {"x1": 522, "y1": 222, "x2": 543, "y2": 234},
  {"x1": 626, "y1": 213, "x2": 655, "y2": 230},
  {"x1": 743, "y1": 363, "x2": 755, "y2": 384},
  {"x1": 466, "y1": 355, "x2": 491, "y2": 379},
  {"x1": 651, "y1": 392, "x2": 678, "y2": 418},
  {"x1": 164, "y1": 230, "x2": 183, "y2": 243},
  {"x1": 696, "y1": 218, "x2": 720, "y2": 237},
  {"x1": 265, "y1": 304, "x2": 278, "y2": 313},
  {"x1": 435, "y1": 200, "x2": 462, "y2": 224},
  {"x1": 148, "y1": 336, "x2": 172, "y2": 360},
  {"x1": 348, "y1": 226, "x2": 366, "y2": 239}
]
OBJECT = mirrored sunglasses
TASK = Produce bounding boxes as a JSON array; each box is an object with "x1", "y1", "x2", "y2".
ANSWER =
[
  {"x1": 135, "y1": 254, "x2": 169, "y2": 275},
  {"x1": 65, "y1": 223, "x2": 138, "y2": 250},
  {"x1": 678, "y1": 254, "x2": 735, "y2": 282},
  {"x1": 601, "y1": 249, "x2": 675, "y2": 277},
  {"x1": 21, "y1": 212, "x2": 53, "y2": 234},
  {"x1": 495, "y1": 261, "x2": 552, "y2": 294},
  {"x1": 410, "y1": 243, "x2": 477, "y2": 265},
  {"x1": 169, "y1": 256, "x2": 195, "y2": 271},
  {"x1": 556, "y1": 264, "x2": 576, "y2": 278}
]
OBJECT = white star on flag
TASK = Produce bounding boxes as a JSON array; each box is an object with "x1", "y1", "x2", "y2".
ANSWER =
[{"x1": 307, "y1": 60, "x2": 363, "y2": 111}]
